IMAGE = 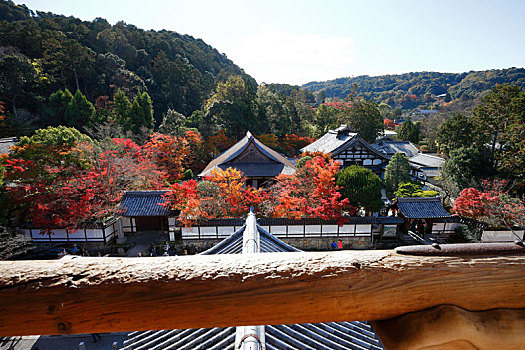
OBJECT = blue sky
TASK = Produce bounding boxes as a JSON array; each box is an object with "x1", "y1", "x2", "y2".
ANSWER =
[{"x1": 16, "y1": 0, "x2": 525, "y2": 85}]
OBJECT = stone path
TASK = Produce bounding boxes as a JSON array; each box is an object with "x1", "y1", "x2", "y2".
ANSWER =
[{"x1": 125, "y1": 231, "x2": 168, "y2": 257}]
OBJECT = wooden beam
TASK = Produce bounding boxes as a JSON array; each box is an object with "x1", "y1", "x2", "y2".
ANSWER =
[
  {"x1": 372, "y1": 305, "x2": 525, "y2": 350},
  {"x1": 0, "y1": 250, "x2": 524, "y2": 336}
]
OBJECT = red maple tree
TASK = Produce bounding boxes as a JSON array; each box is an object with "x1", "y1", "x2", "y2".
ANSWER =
[{"x1": 453, "y1": 180, "x2": 525, "y2": 228}]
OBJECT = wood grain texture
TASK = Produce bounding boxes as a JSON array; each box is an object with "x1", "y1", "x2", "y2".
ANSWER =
[
  {"x1": 0, "y1": 251, "x2": 524, "y2": 336},
  {"x1": 372, "y1": 305, "x2": 525, "y2": 350}
]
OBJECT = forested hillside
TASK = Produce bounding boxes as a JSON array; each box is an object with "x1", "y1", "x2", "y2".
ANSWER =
[
  {"x1": 0, "y1": 0, "x2": 247, "y2": 132},
  {"x1": 303, "y1": 68, "x2": 525, "y2": 110}
]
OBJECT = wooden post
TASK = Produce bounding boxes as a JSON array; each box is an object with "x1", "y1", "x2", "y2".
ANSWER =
[{"x1": 0, "y1": 250, "x2": 523, "y2": 337}]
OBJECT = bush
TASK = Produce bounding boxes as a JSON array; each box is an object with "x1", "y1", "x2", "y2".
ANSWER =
[{"x1": 448, "y1": 224, "x2": 482, "y2": 243}]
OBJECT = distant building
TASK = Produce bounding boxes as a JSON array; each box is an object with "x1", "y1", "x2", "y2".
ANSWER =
[
  {"x1": 302, "y1": 125, "x2": 445, "y2": 183},
  {"x1": 301, "y1": 125, "x2": 389, "y2": 177},
  {"x1": 199, "y1": 131, "x2": 295, "y2": 188},
  {"x1": 0, "y1": 137, "x2": 17, "y2": 155},
  {"x1": 372, "y1": 138, "x2": 445, "y2": 183}
]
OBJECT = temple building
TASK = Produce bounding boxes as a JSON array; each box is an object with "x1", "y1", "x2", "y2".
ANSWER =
[
  {"x1": 199, "y1": 131, "x2": 295, "y2": 188},
  {"x1": 301, "y1": 125, "x2": 389, "y2": 177},
  {"x1": 302, "y1": 125, "x2": 445, "y2": 183}
]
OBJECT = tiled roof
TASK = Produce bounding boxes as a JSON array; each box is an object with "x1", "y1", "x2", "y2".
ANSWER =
[
  {"x1": 408, "y1": 153, "x2": 445, "y2": 168},
  {"x1": 119, "y1": 191, "x2": 170, "y2": 217},
  {"x1": 301, "y1": 125, "x2": 388, "y2": 161},
  {"x1": 122, "y1": 213, "x2": 384, "y2": 350},
  {"x1": 396, "y1": 197, "x2": 451, "y2": 219},
  {"x1": 200, "y1": 224, "x2": 301, "y2": 255},
  {"x1": 199, "y1": 131, "x2": 295, "y2": 177},
  {"x1": 301, "y1": 125, "x2": 358, "y2": 154},
  {"x1": 0, "y1": 137, "x2": 17, "y2": 154},
  {"x1": 373, "y1": 140, "x2": 420, "y2": 158}
]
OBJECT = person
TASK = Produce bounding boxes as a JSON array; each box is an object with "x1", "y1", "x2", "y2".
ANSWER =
[
  {"x1": 150, "y1": 244, "x2": 157, "y2": 257},
  {"x1": 70, "y1": 244, "x2": 79, "y2": 254},
  {"x1": 183, "y1": 249, "x2": 188, "y2": 255},
  {"x1": 337, "y1": 239, "x2": 343, "y2": 250},
  {"x1": 137, "y1": 253, "x2": 142, "y2": 257},
  {"x1": 91, "y1": 333, "x2": 101, "y2": 343},
  {"x1": 330, "y1": 241, "x2": 337, "y2": 250},
  {"x1": 165, "y1": 241, "x2": 170, "y2": 253}
]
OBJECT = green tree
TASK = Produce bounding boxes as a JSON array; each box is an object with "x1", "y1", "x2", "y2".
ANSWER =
[
  {"x1": 18, "y1": 125, "x2": 92, "y2": 147},
  {"x1": 113, "y1": 89, "x2": 132, "y2": 129},
  {"x1": 384, "y1": 152, "x2": 412, "y2": 194},
  {"x1": 341, "y1": 98, "x2": 383, "y2": 143},
  {"x1": 64, "y1": 90, "x2": 95, "y2": 131},
  {"x1": 159, "y1": 109, "x2": 187, "y2": 136},
  {"x1": 296, "y1": 156, "x2": 313, "y2": 169},
  {"x1": 0, "y1": 54, "x2": 38, "y2": 118},
  {"x1": 500, "y1": 90, "x2": 525, "y2": 192},
  {"x1": 436, "y1": 113, "x2": 475, "y2": 156},
  {"x1": 129, "y1": 91, "x2": 154, "y2": 134},
  {"x1": 398, "y1": 116, "x2": 420, "y2": 144},
  {"x1": 441, "y1": 145, "x2": 496, "y2": 194},
  {"x1": 205, "y1": 75, "x2": 259, "y2": 138},
  {"x1": 393, "y1": 182, "x2": 437, "y2": 197},
  {"x1": 48, "y1": 88, "x2": 73, "y2": 126},
  {"x1": 14, "y1": 126, "x2": 92, "y2": 168},
  {"x1": 471, "y1": 84, "x2": 522, "y2": 167},
  {"x1": 256, "y1": 86, "x2": 292, "y2": 137},
  {"x1": 395, "y1": 182, "x2": 424, "y2": 197},
  {"x1": 314, "y1": 104, "x2": 340, "y2": 137},
  {"x1": 336, "y1": 165, "x2": 383, "y2": 213},
  {"x1": 42, "y1": 36, "x2": 95, "y2": 92}
]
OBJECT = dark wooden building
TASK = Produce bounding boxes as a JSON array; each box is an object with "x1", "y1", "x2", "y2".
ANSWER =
[
  {"x1": 393, "y1": 196, "x2": 452, "y2": 235},
  {"x1": 119, "y1": 191, "x2": 170, "y2": 233},
  {"x1": 199, "y1": 131, "x2": 295, "y2": 188}
]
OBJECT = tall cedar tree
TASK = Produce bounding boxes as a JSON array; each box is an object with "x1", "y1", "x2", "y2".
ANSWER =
[
  {"x1": 129, "y1": 91, "x2": 154, "y2": 134},
  {"x1": 113, "y1": 89, "x2": 132, "y2": 129},
  {"x1": 384, "y1": 152, "x2": 411, "y2": 194}
]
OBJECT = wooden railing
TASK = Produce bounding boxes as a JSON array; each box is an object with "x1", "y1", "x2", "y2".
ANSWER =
[{"x1": 0, "y1": 247, "x2": 524, "y2": 349}]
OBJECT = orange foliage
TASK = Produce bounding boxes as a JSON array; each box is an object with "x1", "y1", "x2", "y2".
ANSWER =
[{"x1": 144, "y1": 131, "x2": 201, "y2": 183}]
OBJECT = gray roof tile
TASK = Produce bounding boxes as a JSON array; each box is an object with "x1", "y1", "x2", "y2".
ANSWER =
[
  {"x1": 0, "y1": 137, "x2": 17, "y2": 154},
  {"x1": 119, "y1": 191, "x2": 170, "y2": 217},
  {"x1": 396, "y1": 197, "x2": 451, "y2": 219}
]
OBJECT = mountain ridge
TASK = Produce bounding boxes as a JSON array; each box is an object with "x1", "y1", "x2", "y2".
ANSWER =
[{"x1": 302, "y1": 67, "x2": 525, "y2": 110}]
